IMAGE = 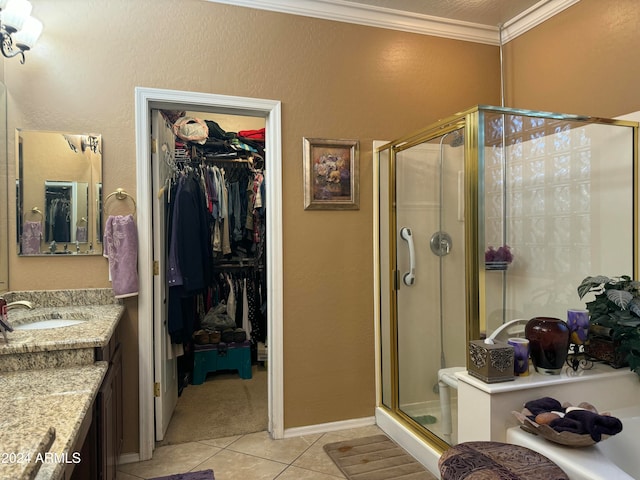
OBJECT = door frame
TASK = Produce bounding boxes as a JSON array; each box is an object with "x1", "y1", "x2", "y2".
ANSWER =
[{"x1": 135, "y1": 86, "x2": 284, "y2": 461}]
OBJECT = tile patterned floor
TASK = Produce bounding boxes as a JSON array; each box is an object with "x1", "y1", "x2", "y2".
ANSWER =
[{"x1": 117, "y1": 425, "x2": 385, "y2": 480}]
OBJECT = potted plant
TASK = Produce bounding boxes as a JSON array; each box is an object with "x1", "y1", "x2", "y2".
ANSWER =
[
  {"x1": 577, "y1": 275, "x2": 640, "y2": 375},
  {"x1": 484, "y1": 244, "x2": 513, "y2": 270}
]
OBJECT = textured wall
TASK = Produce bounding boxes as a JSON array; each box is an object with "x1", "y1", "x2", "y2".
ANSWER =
[
  {"x1": 503, "y1": 0, "x2": 640, "y2": 117},
  {"x1": 3, "y1": 0, "x2": 500, "y2": 453}
]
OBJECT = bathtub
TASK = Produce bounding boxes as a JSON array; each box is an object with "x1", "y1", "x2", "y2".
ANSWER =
[{"x1": 507, "y1": 404, "x2": 640, "y2": 480}]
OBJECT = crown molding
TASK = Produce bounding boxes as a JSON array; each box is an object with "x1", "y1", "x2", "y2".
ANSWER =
[
  {"x1": 206, "y1": 0, "x2": 579, "y2": 45},
  {"x1": 501, "y1": 0, "x2": 580, "y2": 43}
]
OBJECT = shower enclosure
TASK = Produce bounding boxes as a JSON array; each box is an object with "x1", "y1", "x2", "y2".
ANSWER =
[{"x1": 375, "y1": 105, "x2": 638, "y2": 455}]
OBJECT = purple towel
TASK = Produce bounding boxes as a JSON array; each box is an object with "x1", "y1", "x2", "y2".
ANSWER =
[
  {"x1": 21, "y1": 220, "x2": 42, "y2": 255},
  {"x1": 524, "y1": 397, "x2": 564, "y2": 418},
  {"x1": 550, "y1": 409, "x2": 623, "y2": 442},
  {"x1": 103, "y1": 214, "x2": 138, "y2": 298}
]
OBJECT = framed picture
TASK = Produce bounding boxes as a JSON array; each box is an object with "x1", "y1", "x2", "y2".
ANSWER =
[{"x1": 303, "y1": 137, "x2": 359, "y2": 210}]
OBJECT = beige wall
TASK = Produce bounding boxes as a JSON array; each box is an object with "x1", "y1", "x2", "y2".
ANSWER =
[
  {"x1": 503, "y1": 0, "x2": 640, "y2": 117},
  {"x1": 4, "y1": 0, "x2": 500, "y2": 453}
]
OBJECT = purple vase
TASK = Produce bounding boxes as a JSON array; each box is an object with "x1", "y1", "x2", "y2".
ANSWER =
[{"x1": 525, "y1": 317, "x2": 570, "y2": 375}]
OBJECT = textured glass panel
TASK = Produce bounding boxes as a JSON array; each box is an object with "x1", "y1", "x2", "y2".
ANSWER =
[
  {"x1": 510, "y1": 137, "x2": 523, "y2": 158},
  {"x1": 488, "y1": 116, "x2": 504, "y2": 142},
  {"x1": 553, "y1": 124, "x2": 571, "y2": 152},
  {"x1": 507, "y1": 162, "x2": 523, "y2": 189},
  {"x1": 487, "y1": 192, "x2": 502, "y2": 218},
  {"x1": 488, "y1": 166, "x2": 503, "y2": 189},
  {"x1": 528, "y1": 117, "x2": 545, "y2": 129},
  {"x1": 527, "y1": 159, "x2": 545, "y2": 185},
  {"x1": 576, "y1": 150, "x2": 591, "y2": 179},
  {"x1": 527, "y1": 217, "x2": 545, "y2": 244},
  {"x1": 575, "y1": 127, "x2": 591, "y2": 148},
  {"x1": 576, "y1": 214, "x2": 591, "y2": 240},
  {"x1": 553, "y1": 246, "x2": 571, "y2": 273},
  {"x1": 576, "y1": 182, "x2": 590, "y2": 213},
  {"x1": 552, "y1": 216, "x2": 571, "y2": 244},
  {"x1": 508, "y1": 115, "x2": 523, "y2": 135},
  {"x1": 552, "y1": 185, "x2": 571, "y2": 214},
  {"x1": 509, "y1": 191, "x2": 523, "y2": 217},
  {"x1": 488, "y1": 145, "x2": 503, "y2": 167},
  {"x1": 529, "y1": 188, "x2": 545, "y2": 214},
  {"x1": 528, "y1": 245, "x2": 547, "y2": 272},
  {"x1": 553, "y1": 154, "x2": 571, "y2": 182},
  {"x1": 528, "y1": 132, "x2": 546, "y2": 157},
  {"x1": 508, "y1": 217, "x2": 523, "y2": 244}
]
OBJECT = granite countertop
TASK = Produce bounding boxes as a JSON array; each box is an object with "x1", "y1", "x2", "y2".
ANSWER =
[
  {"x1": 0, "y1": 304, "x2": 125, "y2": 355},
  {"x1": 0, "y1": 363, "x2": 108, "y2": 480},
  {"x1": 0, "y1": 289, "x2": 124, "y2": 358}
]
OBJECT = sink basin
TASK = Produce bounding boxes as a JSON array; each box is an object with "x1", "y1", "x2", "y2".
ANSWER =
[{"x1": 14, "y1": 319, "x2": 86, "y2": 330}]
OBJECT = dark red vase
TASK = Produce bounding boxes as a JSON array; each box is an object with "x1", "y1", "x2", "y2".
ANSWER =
[{"x1": 525, "y1": 317, "x2": 570, "y2": 375}]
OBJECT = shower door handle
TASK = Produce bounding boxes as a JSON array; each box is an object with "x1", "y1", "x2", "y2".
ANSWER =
[{"x1": 400, "y1": 227, "x2": 415, "y2": 286}]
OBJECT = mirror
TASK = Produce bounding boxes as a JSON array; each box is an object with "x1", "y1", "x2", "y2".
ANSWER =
[{"x1": 16, "y1": 130, "x2": 102, "y2": 255}]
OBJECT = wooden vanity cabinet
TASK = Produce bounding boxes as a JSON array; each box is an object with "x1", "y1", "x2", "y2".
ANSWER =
[{"x1": 94, "y1": 324, "x2": 123, "y2": 480}]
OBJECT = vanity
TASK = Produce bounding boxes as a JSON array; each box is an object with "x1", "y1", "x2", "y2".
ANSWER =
[{"x1": 0, "y1": 288, "x2": 124, "y2": 480}]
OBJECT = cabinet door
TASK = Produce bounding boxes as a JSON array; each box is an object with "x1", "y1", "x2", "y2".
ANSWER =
[
  {"x1": 113, "y1": 343, "x2": 123, "y2": 459},
  {"x1": 98, "y1": 362, "x2": 115, "y2": 480}
]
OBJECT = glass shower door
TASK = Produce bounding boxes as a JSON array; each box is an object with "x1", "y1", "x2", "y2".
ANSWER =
[{"x1": 394, "y1": 131, "x2": 466, "y2": 445}]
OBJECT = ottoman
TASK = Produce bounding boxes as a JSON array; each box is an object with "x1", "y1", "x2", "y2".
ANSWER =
[
  {"x1": 192, "y1": 341, "x2": 252, "y2": 384},
  {"x1": 439, "y1": 441, "x2": 569, "y2": 479}
]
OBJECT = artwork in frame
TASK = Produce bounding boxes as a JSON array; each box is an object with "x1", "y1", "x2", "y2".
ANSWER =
[{"x1": 303, "y1": 137, "x2": 359, "y2": 210}]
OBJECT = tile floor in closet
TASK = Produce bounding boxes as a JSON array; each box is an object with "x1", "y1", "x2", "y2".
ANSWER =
[{"x1": 117, "y1": 424, "x2": 385, "y2": 480}]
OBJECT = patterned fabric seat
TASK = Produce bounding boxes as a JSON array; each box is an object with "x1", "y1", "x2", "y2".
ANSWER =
[{"x1": 439, "y1": 441, "x2": 569, "y2": 480}]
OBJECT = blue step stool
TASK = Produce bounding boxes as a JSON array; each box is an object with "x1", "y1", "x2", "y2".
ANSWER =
[{"x1": 192, "y1": 341, "x2": 252, "y2": 384}]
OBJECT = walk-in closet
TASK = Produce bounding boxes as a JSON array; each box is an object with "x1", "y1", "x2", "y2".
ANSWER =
[{"x1": 152, "y1": 109, "x2": 268, "y2": 444}]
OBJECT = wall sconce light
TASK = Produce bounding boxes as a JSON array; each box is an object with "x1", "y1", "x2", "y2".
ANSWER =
[{"x1": 0, "y1": 0, "x2": 42, "y2": 64}]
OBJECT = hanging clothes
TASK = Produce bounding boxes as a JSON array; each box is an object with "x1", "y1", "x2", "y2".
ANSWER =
[{"x1": 162, "y1": 113, "x2": 268, "y2": 356}]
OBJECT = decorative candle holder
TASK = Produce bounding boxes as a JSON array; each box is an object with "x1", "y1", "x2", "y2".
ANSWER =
[{"x1": 566, "y1": 309, "x2": 593, "y2": 371}]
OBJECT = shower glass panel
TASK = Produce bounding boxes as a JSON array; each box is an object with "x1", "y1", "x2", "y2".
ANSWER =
[
  {"x1": 395, "y1": 131, "x2": 466, "y2": 445},
  {"x1": 480, "y1": 111, "x2": 636, "y2": 335},
  {"x1": 375, "y1": 105, "x2": 638, "y2": 453}
]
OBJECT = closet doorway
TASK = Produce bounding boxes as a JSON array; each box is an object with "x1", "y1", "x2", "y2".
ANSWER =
[{"x1": 135, "y1": 87, "x2": 283, "y2": 462}]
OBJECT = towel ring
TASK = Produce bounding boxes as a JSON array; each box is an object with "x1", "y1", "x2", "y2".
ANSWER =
[
  {"x1": 105, "y1": 188, "x2": 137, "y2": 215},
  {"x1": 24, "y1": 206, "x2": 44, "y2": 222}
]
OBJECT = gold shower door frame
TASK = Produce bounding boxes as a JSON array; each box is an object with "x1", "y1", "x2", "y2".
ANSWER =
[{"x1": 375, "y1": 105, "x2": 639, "y2": 453}]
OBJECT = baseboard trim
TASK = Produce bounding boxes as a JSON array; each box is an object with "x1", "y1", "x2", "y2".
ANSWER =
[
  {"x1": 118, "y1": 452, "x2": 141, "y2": 465},
  {"x1": 283, "y1": 416, "x2": 376, "y2": 438}
]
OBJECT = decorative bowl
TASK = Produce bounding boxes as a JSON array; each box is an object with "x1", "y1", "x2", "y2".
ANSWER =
[{"x1": 511, "y1": 404, "x2": 612, "y2": 447}]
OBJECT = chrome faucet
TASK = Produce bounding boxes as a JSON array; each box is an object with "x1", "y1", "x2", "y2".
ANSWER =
[
  {"x1": 6, "y1": 300, "x2": 34, "y2": 310},
  {"x1": 0, "y1": 298, "x2": 13, "y2": 342}
]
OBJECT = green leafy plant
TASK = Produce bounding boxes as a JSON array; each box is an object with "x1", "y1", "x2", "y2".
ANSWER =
[{"x1": 577, "y1": 275, "x2": 640, "y2": 376}]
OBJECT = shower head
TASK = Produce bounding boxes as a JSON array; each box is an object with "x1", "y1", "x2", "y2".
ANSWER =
[{"x1": 449, "y1": 130, "x2": 464, "y2": 148}]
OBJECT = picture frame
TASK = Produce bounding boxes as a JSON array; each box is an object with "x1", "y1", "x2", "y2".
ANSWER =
[{"x1": 303, "y1": 137, "x2": 359, "y2": 210}]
